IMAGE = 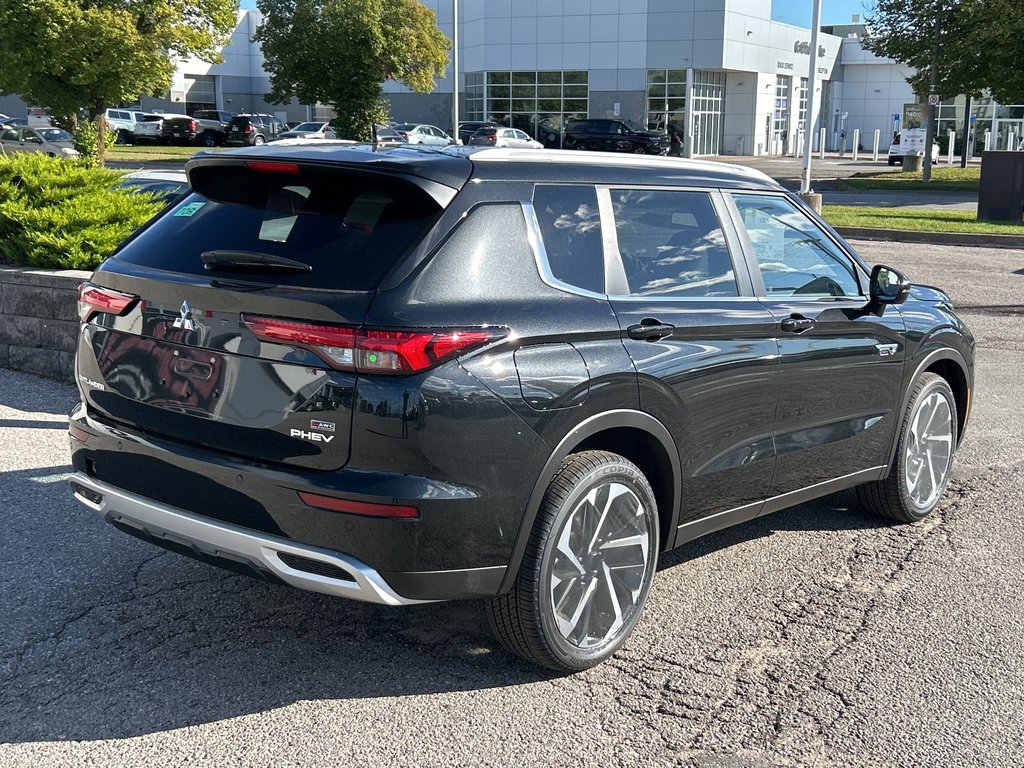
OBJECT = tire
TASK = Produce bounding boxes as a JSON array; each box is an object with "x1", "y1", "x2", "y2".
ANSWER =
[
  {"x1": 486, "y1": 450, "x2": 659, "y2": 672},
  {"x1": 253, "y1": 135, "x2": 266, "y2": 146},
  {"x1": 856, "y1": 372, "x2": 957, "y2": 523},
  {"x1": 118, "y1": 129, "x2": 133, "y2": 145},
  {"x1": 201, "y1": 132, "x2": 216, "y2": 147},
  {"x1": 632, "y1": 144, "x2": 647, "y2": 154},
  {"x1": 888, "y1": 157, "x2": 896, "y2": 166}
]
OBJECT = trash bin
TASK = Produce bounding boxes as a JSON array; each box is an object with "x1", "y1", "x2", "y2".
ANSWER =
[{"x1": 978, "y1": 150, "x2": 1024, "y2": 222}]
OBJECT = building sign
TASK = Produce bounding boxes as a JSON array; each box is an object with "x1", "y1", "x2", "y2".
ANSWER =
[{"x1": 794, "y1": 41, "x2": 827, "y2": 57}]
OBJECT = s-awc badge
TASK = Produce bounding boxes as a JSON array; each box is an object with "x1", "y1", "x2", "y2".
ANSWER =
[{"x1": 310, "y1": 419, "x2": 336, "y2": 432}]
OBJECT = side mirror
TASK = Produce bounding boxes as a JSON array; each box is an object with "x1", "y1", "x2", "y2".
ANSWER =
[{"x1": 870, "y1": 264, "x2": 911, "y2": 305}]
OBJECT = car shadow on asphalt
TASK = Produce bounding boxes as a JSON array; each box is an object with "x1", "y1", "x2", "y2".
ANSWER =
[{"x1": 0, "y1": 470, "x2": 888, "y2": 744}]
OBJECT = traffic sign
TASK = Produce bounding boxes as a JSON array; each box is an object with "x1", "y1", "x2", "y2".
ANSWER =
[{"x1": 928, "y1": 94, "x2": 940, "y2": 105}]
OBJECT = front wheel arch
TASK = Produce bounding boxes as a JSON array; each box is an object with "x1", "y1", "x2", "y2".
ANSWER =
[{"x1": 497, "y1": 410, "x2": 680, "y2": 594}]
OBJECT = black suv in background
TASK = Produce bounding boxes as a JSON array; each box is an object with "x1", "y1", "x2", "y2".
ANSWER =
[
  {"x1": 224, "y1": 113, "x2": 287, "y2": 145},
  {"x1": 563, "y1": 118, "x2": 671, "y2": 154},
  {"x1": 70, "y1": 144, "x2": 974, "y2": 672}
]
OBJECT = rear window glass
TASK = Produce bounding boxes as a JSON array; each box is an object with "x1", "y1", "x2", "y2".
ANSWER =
[{"x1": 112, "y1": 164, "x2": 442, "y2": 290}]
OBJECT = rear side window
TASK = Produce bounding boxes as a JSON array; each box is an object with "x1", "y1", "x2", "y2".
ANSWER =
[
  {"x1": 112, "y1": 164, "x2": 441, "y2": 290},
  {"x1": 610, "y1": 189, "x2": 738, "y2": 298},
  {"x1": 533, "y1": 185, "x2": 604, "y2": 294}
]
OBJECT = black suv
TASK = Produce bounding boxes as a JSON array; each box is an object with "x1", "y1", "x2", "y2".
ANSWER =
[
  {"x1": 224, "y1": 113, "x2": 287, "y2": 146},
  {"x1": 69, "y1": 145, "x2": 974, "y2": 672},
  {"x1": 563, "y1": 118, "x2": 671, "y2": 154}
]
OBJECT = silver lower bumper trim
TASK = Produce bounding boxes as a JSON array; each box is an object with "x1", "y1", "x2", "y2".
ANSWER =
[{"x1": 69, "y1": 472, "x2": 431, "y2": 606}]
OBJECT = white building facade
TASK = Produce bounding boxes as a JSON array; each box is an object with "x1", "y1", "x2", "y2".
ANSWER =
[{"x1": 3, "y1": 2, "x2": 1020, "y2": 155}]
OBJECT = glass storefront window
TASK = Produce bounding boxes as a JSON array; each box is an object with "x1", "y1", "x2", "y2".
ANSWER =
[{"x1": 473, "y1": 70, "x2": 589, "y2": 147}]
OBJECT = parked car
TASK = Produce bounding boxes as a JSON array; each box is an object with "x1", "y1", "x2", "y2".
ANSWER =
[
  {"x1": 275, "y1": 121, "x2": 336, "y2": 141},
  {"x1": 563, "y1": 118, "x2": 671, "y2": 155},
  {"x1": 224, "y1": 113, "x2": 287, "y2": 146},
  {"x1": 458, "y1": 120, "x2": 502, "y2": 145},
  {"x1": 191, "y1": 110, "x2": 234, "y2": 147},
  {"x1": 0, "y1": 126, "x2": 78, "y2": 157},
  {"x1": 392, "y1": 123, "x2": 457, "y2": 145},
  {"x1": 372, "y1": 123, "x2": 407, "y2": 148},
  {"x1": 131, "y1": 114, "x2": 164, "y2": 143},
  {"x1": 70, "y1": 145, "x2": 974, "y2": 673},
  {"x1": 888, "y1": 132, "x2": 940, "y2": 165},
  {"x1": 1, "y1": 117, "x2": 30, "y2": 129},
  {"x1": 117, "y1": 170, "x2": 190, "y2": 203},
  {"x1": 104, "y1": 108, "x2": 146, "y2": 144},
  {"x1": 469, "y1": 126, "x2": 543, "y2": 149}
]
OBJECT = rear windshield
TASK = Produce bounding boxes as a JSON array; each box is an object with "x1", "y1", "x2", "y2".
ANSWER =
[{"x1": 112, "y1": 164, "x2": 442, "y2": 290}]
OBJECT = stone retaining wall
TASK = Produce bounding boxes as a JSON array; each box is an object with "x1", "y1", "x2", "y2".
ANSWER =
[{"x1": 0, "y1": 266, "x2": 91, "y2": 382}]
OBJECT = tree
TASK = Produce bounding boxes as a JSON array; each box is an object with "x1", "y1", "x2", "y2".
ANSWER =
[
  {"x1": 0, "y1": 0, "x2": 239, "y2": 163},
  {"x1": 254, "y1": 0, "x2": 450, "y2": 140},
  {"x1": 865, "y1": 0, "x2": 1024, "y2": 170}
]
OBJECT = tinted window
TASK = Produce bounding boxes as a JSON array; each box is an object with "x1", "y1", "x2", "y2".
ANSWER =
[
  {"x1": 533, "y1": 185, "x2": 604, "y2": 294},
  {"x1": 610, "y1": 189, "x2": 737, "y2": 298},
  {"x1": 731, "y1": 194, "x2": 861, "y2": 297},
  {"x1": 0, "y1": 128, "x2": 17, "y2": 141},
  {"x1": 113, "y1": 165, "x2": 441, "y2": 291}
]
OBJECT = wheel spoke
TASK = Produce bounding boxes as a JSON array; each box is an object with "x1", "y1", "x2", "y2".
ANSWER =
[{"x1": 555, "y1": 576, "x2": 597, "y2": 639}]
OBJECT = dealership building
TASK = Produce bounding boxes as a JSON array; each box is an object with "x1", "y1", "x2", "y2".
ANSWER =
[{"x1": 3, "y1": 0, "x2": 1021, "y2": 155}]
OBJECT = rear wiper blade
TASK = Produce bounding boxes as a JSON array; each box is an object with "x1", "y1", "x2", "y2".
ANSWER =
[{"x1": 201, "y1": 250, "x2": 312, "y2": 272}]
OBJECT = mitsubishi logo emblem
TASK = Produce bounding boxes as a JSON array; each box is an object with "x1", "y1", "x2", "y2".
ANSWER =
[{"x1": 172, "y1": 300, "x2": 196, "y2": 331}]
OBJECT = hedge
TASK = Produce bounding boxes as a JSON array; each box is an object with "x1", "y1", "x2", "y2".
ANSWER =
[{"x1": 0, "y1": 152, "x2": 164, "y2": 270}]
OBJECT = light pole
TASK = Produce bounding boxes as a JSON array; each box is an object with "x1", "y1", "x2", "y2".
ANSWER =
[
  {"x1": 799, "y1": 0, "x2": 823, "y2": 212},
  {"x1": 451, "y1": 0, "x2": 459, "y2": 143}
]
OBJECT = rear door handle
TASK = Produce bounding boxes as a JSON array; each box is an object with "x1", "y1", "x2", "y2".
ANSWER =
[
  {"x1": 780, "y1": 316, "x2": 816, "y2": 334},
  {"x1": 626, "y1": 320, "x2": 676, "y2": 341}
]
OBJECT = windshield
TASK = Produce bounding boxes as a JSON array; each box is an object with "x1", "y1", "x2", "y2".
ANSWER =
[
  {"x1": 291, "y1": 122, "x2": 323, "y2": 132},
  {"x1": 38, "y1": 128, "x2": 73, "y2": 142}
]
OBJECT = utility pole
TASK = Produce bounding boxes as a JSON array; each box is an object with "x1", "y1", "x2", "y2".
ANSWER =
[
  {"x1": 798, "y1": 0, "x2": 823, "y2": 212},
  {"x1": 923, "y1": 2, "x2": 941, "y2": 183}
]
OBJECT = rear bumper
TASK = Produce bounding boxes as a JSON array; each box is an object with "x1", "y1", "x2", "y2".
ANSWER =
[{"x1": 71, "y1": 472, "x2": 506, "y2": 604}]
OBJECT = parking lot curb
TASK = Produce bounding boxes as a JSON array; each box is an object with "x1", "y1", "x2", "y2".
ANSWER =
[{"x1": 834, "y1": 226, "x2": 1024, "y2": 250}]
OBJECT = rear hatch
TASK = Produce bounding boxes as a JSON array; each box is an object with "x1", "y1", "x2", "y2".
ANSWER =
[
  {"x1": 134, "y1": 116, "x2": 162, "y2": 137},
  {"x1": 78, "y1": 151, "x2": 465, "y2": 471}
]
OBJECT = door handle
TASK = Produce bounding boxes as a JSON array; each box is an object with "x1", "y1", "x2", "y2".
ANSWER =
[
  {"x1": 626, "y1": 319, "x2": 676, "y2": 341},
  {"x1": 780, "y1": 316, "x2": 816, "y2": 334}
]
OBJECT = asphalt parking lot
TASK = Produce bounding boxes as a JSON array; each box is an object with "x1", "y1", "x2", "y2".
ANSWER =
[{"x1": 1, "y1": 240, "x2": 1022, "y2": 767}]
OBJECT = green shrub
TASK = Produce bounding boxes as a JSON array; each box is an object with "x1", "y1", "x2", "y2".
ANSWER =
[
  {"x1": 73, "y1": 119, "x2": 102, "y2": 166},
  {"x1": 0, "y1": 153, "x2": 164, "y2": 270}
]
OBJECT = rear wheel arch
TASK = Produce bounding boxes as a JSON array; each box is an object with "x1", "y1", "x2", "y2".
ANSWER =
[{"x1": 498, "y1": 409, "x2": 680, "y2": 593}]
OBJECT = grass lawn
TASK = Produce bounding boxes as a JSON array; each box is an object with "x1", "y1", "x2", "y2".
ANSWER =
[
  {"x1": 840, "y1": 166, "x2": 980, "y2": 192},
  {"x1": 822, "y1": 205, "x2": 1024, "y2": 235},
  {"x1": 106, "y1": 144, "x2": 224, "y2": 162}
]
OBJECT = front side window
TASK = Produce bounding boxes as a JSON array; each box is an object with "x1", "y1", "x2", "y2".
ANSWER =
[
  {"x1": 731, "y1": 194, "x2": 862, "y2": 298},
  {"x1": 610, "y1": 189, "x2": 738, "y2": 298},
  {"x1": 533, "y1": 185, "x2": 604, "y2": 294}
]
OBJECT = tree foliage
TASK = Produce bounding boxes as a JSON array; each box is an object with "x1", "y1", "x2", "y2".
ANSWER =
[
  {"x1": 254, "y1": 0, "x2": 450, "y2": 139},
  {"x1": 0, "y1": 0, "x2": 239, "y2": 162},
  {"x1": 864, "y1": 0, "x2": 1024, "y2": 104}
]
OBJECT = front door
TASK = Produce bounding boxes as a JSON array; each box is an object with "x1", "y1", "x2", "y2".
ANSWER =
[
  {"x1": 602, "y1": 187, "x2": 781, "y2": 535},
  {"x1": 727, "y1": 193, "x2": 907, "y2": 499}
]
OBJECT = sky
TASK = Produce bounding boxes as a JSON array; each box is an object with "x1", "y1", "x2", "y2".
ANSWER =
[{"x1": 238, "y1": 1, "x2": 872, "y2": 28}]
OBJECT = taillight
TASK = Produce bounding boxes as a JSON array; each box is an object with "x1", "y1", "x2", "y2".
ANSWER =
[
  {"x1": 297, "y1": 491, "x2": 419, "y2": 519},
  {"x1": 242, "y1": 315, "x2": 503, "y2": 374},
  {"x1": 398, "y1": 131, "x2": 410, "y2": 137},
  {"x1": 487, "y1": 135, "x2": 496, "y2": 142},
  {"x1": 189, "y1": 120, "x2": 197, "y2": 132},
  {"x1": 245, "y1": 125, "x2": 254, "y2": 133},
  {"x1": 245, "y1": 160, "x2": 301, "y2": 174},
  {"x1": 78, "y1": 282, "x2": 137, "y2": 322}
]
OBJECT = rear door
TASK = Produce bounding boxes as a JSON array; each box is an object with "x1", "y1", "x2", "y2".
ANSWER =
[
  {"x1": 78, "y1": 159, "x2": 451, "y2": 471},
  {"x1": 602, "y1": 186, "x2": 781, "y2": 533},
  {"x1": 725, "y1": 192, "x2": 906, "y2": 497}
]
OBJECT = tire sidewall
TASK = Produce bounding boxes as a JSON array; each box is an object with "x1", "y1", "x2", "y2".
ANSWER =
[
  {"x1": 534, "y1": 458, "x2": 659, "y2": 669},
  {"x1": 895, "y1": 376, "x2": 957, "y2": 519}
]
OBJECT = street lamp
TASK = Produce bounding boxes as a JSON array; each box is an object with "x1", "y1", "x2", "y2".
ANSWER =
[
  {"x1": 451, "y1": 0, "x2": 459, "y2": 143},
  {"x1": 799, "y1": 0, "x2": 823, "y2": 211}
]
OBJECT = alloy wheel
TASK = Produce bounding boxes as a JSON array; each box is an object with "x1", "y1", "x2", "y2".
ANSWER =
[{"x1": 903, "y1": 390, "x2": 954, "y2": 510}]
